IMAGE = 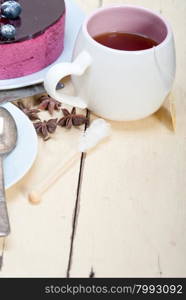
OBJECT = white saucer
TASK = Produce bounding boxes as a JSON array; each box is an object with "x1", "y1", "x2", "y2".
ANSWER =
[
  {"x1": 2, "y1": 103, "x2": 38, "y2": 189},
  {"x1": 0, "y1": 0, "x2": 85, "y2": 90}
]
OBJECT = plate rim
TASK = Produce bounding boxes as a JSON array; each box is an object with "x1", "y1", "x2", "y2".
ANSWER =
[{"x1": 3, "y1": 102, "x2": 38, "y2": 190}]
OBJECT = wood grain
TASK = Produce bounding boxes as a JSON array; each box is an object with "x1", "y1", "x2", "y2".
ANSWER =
[
  {"x1": 75, "y1": 0, "x2": 100, "y2": 12},
  {"x1": 69, "y1": 0, "x2": 186, "y2": 277},
  {"x1": 1, "y1": 0, "x2": 186, "y2": 278}
]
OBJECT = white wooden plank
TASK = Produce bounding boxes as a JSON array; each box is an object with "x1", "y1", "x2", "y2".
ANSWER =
[
  {"x1": 74, "y1": 0, "x2": 100, "y2": 13},
  {"x1": 70, "y1": 0, "x2": 186, "y2": 277}
]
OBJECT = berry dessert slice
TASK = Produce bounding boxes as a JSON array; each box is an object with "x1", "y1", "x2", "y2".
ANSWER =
[{"x1": 0, "y1": 0, "x2": 66, "y2": 79}]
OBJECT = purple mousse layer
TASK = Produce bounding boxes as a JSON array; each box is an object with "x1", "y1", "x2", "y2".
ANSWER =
[{"x1": 0, "y1": 13, "x2": 65, "y2": 79}]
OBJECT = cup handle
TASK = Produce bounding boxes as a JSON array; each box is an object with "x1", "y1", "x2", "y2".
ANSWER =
[{"x1": 44, "y1": 51, "x2": 92, "y2": 109}]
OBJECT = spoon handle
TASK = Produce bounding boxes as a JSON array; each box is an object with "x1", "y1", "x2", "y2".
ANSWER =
[{"x1": 0, "y1": 157, "x2": 10, "y2": 237}]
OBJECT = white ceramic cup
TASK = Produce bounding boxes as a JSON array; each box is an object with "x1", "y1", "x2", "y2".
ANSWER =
[{"x1": 44, "y1": 5, "x2": 176, "y2": 121}]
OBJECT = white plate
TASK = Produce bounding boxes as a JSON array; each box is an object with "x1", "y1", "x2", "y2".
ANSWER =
[
  {"x1": 0, "y1": 0, "x2": 85, "y2": 90},
  {"x1": 2, "y1": 103, "x2": 38, "y2": 189}
]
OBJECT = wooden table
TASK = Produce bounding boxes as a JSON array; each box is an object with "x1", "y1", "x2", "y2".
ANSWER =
[{"x1": 0, "y1": 0, "x2": 186, "y2": 278}]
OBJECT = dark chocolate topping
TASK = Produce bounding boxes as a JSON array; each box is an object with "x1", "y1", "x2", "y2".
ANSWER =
[{"x1": 0, "y1": 0, "x2": 65, "y2": 44}]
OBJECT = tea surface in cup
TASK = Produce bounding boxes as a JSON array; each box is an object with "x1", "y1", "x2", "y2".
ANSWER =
[{"x1": 93, "y1": 32, "x2": 158, "y2": 51}]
